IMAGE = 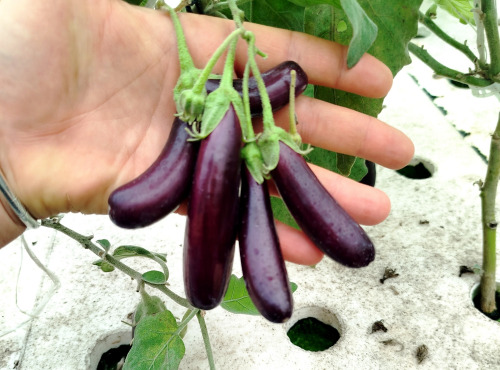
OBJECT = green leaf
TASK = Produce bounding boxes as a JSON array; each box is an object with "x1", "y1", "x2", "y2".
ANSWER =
[
  {"x1": 221, "y1": 275, "x2": 260, "y2": 315},
  {"x1": 221, "y1": 275, "x2": 299, "y2": 316},
  {"x1": 287, "y1": 0, "x2": 340, "y2": 7},
  {"x1": 96, "y1": 239, "x2": 111, "y2": 252},
  {"x1": 93, "y1": 259, "x2": 115, "y2": 273},
  {"x1": 336, "y1": 153, "x2": 357, "y2": 177},
  {"x1": 142, "y1": 270, "x2": 167, "y2": 285},
  {"x1": 113, "y1": 245, "x2": 166, "y2": 262},
  {"x1": 339, "y1": 0, "x2": 378, "y2": 68},
  {"x1": 270, "y1": 196, "x2": 299, "y2": 230},
  {"x1": 241, "y1": 0, "x2": 305, "y2": 32},
  {"x1": 113, "y1": 245, "x2": 169, "y2": 281},
  {"x1": 124, "y1": 310, "x2": 185, "y2": 370},
  {"x1": 134, "y1": 294, "x2": 167, "y2": 325},
  {"x1": 433, "y1": 0, "x2": 475, "y2": 25}
]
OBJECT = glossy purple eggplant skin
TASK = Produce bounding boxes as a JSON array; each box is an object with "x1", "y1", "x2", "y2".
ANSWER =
[
  {"x1": 271, "y1": 142, "x2": 375, "y2": 268},
  {"x1": 183, "y1": 105, "x2": 242, "y2": 310},
  {"x1": 206, "y1": 61, "x2": 308, "y2": 117},
  {"x1": 239, "y1": 167, "x2": 293, "y2": 323},
  {"x1": 108, "y1": 117, "x2": 198, "y2": 229}
]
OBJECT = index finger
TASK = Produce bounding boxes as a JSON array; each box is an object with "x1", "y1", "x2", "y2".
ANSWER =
[
  {"x1": 239, "y1": 22, "x2": 393, "y2": 99},
  {"x1": 178, "y1": 13, "x2": 392, "y2": 98}
]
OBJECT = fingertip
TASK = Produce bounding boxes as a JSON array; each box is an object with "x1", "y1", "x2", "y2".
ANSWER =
[{"x1": 349, "y1": 53, "x2": 393, "y2": 98}]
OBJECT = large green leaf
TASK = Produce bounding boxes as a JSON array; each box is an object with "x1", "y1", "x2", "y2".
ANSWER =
[
  {"x1": 242, "y1": 0, "x2": 305, "y2": 32},
  {"x1": 124, "y1": 310, "x2": 185, "y2": 370}
]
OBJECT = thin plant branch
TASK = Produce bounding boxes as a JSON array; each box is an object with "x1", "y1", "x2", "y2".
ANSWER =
[
  {"x1": 418, "y1": 10, "x2": 483, "y2": 68},
  {"x1": 40, "y1": 218, "x2": 192, "y2": 308},
  {"x1": 197, "y1": 311, "x2": 216, "y2": 370},
  {"x1": 408, "y1": 42, "x2": 493, "y2": 87}
]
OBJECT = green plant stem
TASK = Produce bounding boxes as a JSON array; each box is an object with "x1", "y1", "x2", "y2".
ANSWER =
[
  {"x1": 408, "y1": 42, "x2": 493, "y2": 87},
  {"x1": 480, "y1": 0, "x2": 500, "y2": 80},
  {"x1": 242, "y1": 62, "x2": 255, "y2": 140},
  {"x1": 245, "y1": 32, "x2": 275, "y2": 131},
  {"x1": 40, "y1": 218, "x2": 192, "y2": 309},
  {"x1": 197, "y1": 311, "x2": 216, "y2": 370},
  {"x1": 191, "y1": 28, "x2": 244, "y2": 94},
  {"x1": 418, "y1": 11, "x2": 482, "y2": 68},
  {"x1": 156, "y1": 1, "x2": 195, "y2": 73},
  {"x1": 480, "y1": 112, "x2": 500, "y2": 314}
]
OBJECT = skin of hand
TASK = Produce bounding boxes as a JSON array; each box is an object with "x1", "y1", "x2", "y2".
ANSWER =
[{"x1": 0, "y1": 0, "x2": 414, "y2": 263}]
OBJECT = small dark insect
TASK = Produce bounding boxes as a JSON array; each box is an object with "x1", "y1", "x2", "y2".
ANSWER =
[
  {"x1": 419, "y1": 220, "x2": 430, "y2": 225},
  {"x1": 380, "y1": 267, "x2": 399, "y2": 284},
  {"x1": 459, "y1": 265, "x2": 475, "y2": 277},
  {"x1": 371, "y1": 320, "x2": 388, "y2": 333},
  {"x1": 416, "y1": 344, "x2": 429, "y2": 364}
]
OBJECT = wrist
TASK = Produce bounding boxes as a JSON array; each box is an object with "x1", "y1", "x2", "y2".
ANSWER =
[{"x1": 0, "y1": 192, "x2": 26, "y2": 247}]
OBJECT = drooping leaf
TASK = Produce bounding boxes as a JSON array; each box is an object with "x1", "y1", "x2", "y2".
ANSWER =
[
  {"x1": 339, "y1": 0, "x2": 378, "y2": 68},
  {"x1": 112, "y1": 245, "x2": 166, "y2": 262},
  {"x1": 221, "y1": 275, "x2": 298, "y2": 315},
  {"x1": 124, "y1": 310, "x2": 185, "y2": 370},
  {"x1": 112, "y1": 245, "x2": 169, "y2": 281}
]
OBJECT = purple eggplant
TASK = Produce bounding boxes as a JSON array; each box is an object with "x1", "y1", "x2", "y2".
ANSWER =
[
  {"x1": 271, "y1": 142, "x2": 375, "y2": 268},
  {"x1": 183, "y1": 105, "x2": 242, "y2": 310},
  {"x1": 239, "y1": 166, "x2": 293, "y2": 323},
  {"x1": 108, "y1": 117, "x2": 198, "y2": 229},
  {"x1": 206, "y1": 61, "x2": 308, "y2": 117}
]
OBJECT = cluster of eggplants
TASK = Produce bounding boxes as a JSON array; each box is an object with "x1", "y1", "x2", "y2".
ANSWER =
[{"x1": 107, "y1": 60, "x2": 375, "y2": 322}]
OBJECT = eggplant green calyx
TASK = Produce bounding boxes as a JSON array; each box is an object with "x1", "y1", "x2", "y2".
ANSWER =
[
  {"x1": 177, "y1": 87, "x2": 206, "y2": 122},
  {"x1": 241, "y1": 141, "x2": 266, "y2": 184}
]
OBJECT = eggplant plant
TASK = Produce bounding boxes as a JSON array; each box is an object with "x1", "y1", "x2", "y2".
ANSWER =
[
  {"x1": 408, "y1": 0, "x2": 500, "y2": 317},
  {"x1": 36, "y1": 0, "x2": 425, "y2": 368}
]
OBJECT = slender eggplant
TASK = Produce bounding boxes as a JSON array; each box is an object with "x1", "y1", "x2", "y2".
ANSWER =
[
  {"x1": 360, "y1": 160, "x2": 376, "y2": 187},
  {"x1": 271, "y1": 142, "x2": 375, "y2": 268},
  {"x1": 108, "y1": 117, "x2": 198, "y2": 229},
  {"x1": 239, "y1": 166, "x2": 293, "y2": 323},
  {"x1": 206, "y1": 61, "x2": 308, "y2": 117},
  {"x1": 183, "y1": 105, "x2": 242, "y2": 310}
]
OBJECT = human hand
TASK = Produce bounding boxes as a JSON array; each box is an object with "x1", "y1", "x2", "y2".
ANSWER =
[{"x1": 0, "y1": 0, "x2": 414, "y2": 262}]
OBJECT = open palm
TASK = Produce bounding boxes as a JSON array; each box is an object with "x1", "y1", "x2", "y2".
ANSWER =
[{"x1": 0, "y1": 0, "x2": 414, "y2": 262}]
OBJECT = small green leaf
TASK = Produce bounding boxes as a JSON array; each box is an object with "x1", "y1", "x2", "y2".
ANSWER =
[
  {"x1": 339, "y1": 0, "x2": 378, "y2": 68},
  {"x1": 433, "y1": 0, "x2": 475, "y2": 25},
  {"x1": 93, "y1": 259, "x2": 115, "y2": 272},
  {"x1": 124, "y1": 310, "x2": 185, "y2": 370},
  {"x1": 112, "y1": 245, "x2": 169, "y2": 280},
  {"x1": 96, "y1": 239, "x2": 111, "y2": 252},
  {"x1": 142, "y1": 270, "x2": 167, "y2": 285},
  {"x1": 221, "y1": 275, "x2": 299, "y2": 316}
]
